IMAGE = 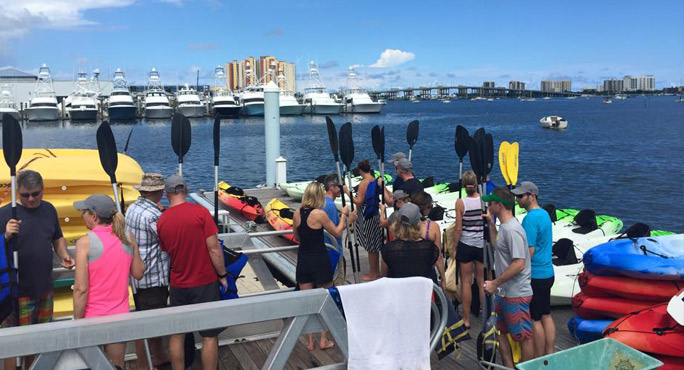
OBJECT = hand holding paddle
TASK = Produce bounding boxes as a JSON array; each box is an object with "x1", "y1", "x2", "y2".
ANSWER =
[
  {"x1": 171, "y1": 113, "x2": 191, "y2": 176},
  {"x1": 406, "y1": 120, "x2": 419, "y2": 161}
]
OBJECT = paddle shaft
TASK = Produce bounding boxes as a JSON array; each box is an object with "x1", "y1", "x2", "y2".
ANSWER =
[
  {"x1": 408, "y1": 148, "x2": 413, "y2": 162},
  {"x1": 214, "y1": 165, "x2": 219, "y2": 226},
  {"x1": 458, "y1": 161, "x2": 463, "y2": 199},
  {"x1": 345, "y1": 169, "x2": 361, "y2": 283},
  {"x1": 339, "y1": 165, "x2": 359, "y2": 282}
]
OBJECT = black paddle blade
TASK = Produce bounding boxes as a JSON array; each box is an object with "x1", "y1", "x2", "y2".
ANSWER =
[
  {"x1": 454, "y1": 125, "x2": 469, "y2": 159},
  {"x1": 339, "y1": 122, "x2": 355, "y2": 168},
  {"x1": 325, "y1": 116, "x2": 339, "y2": 162},
  {"x1": 484, "y1": 133, "x2": 494, "y2": 176},
  {"x1": 379, "y1": 126, "x2": 385, "y2": 162},
  {"x1": 213, "y1": 114, "x2": 221, "y2": 164},
  {"x1": 371, "y1": 125, "x2": 382, "y2": 159},
  {"x1": 468, "y1": 137, "x2": 483, "y2": 182},
  {"x1": 96, "y1": 121, "x2": 119, "y2": 183},
  {"x1": 406, "y1": 120, "x2": 419, "y2": 147},
  {"x1": 474, "y1": 127, "x2": 485, "y2": 147},
  {"x1": 171, "y1": 113, "x2": 191, "y2": 158},
  {"x1": 2, "y1": 114, "x2": 22, "y2": 175}
]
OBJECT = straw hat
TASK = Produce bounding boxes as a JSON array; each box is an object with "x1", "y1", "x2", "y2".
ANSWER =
[{"x1": 134, "y1": 173, "x2": 165, "y2": 192}]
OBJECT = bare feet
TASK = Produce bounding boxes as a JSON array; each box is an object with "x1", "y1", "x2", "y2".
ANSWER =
[
  {"x1": 319, "y1": 339, "x2": 335, "y2": 350},
  {"x1": 307, "y1": 339, "x2": 316, "y2": 351}
]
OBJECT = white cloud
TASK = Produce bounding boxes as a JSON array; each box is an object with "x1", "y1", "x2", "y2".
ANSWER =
[
  {"x1": 0, "y1": 0, "x2": 136, "y2": 52},
  {"x1": 370, "y1": 49, "x2": 415, "y2": 68}
]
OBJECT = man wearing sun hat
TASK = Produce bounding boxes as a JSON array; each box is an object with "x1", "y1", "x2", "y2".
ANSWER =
[{"x1": 125, "y1": 173, "x2": 170, "y2": 369}]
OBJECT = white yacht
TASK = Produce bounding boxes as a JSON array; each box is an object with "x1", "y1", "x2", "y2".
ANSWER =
[
  {"x1": 540, "y1": 115, "x2": 568, "y2": 130},
  {"x1": 143, "y1": 68, "x2": 174, "y2": 119},
  {"x1": 65, "y1": 72, "x2": 98, "y2": 121},
  {"x1": 0, "y1": 84, "x2": 20, "y2": 122},
  {"x1": 342, "y1": 67, "x2": 384, "y2": 114},
  {"x1": 211, "y1": 66, "x2": 240, "y2": 117},
  {"x1": 302, "y1": 61, "x2": 343, "y2": 115},
  {"x1": 237, "y1": 62, "x2": 264, "y2": 116},
  {"x1": 176, "y1": 84, "x2": 205, "y2": 118},
  {"x1": 275, "y1": 67, "x2": 303, "y2": 115},
  {"x1": 25, "y1": 64, "x2": 61, "y2": 122},
  {"x1": 107, "y1": 68, "x2": 137, "y2": 121}
]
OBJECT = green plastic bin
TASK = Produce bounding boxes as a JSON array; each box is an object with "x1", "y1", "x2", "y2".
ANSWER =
[{"x1": 516, "y1": 338, "x2": 663, "y2": 370}]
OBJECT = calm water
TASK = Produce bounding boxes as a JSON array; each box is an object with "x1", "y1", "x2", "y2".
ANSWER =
[{"x1": 10, "y1": 96, "x2": 684, "y2": 233}]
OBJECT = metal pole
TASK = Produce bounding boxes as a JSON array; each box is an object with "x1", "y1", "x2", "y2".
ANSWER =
[{"x1": 264, "y1": 81, "x2": 280, "y2": 187}]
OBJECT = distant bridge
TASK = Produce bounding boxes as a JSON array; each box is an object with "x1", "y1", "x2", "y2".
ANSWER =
[{"x1": 368, "y1": 86, "x2": 581, "y2": 100}]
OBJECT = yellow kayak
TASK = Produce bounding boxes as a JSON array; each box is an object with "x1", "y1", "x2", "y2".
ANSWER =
[
  {"x1": 54, "y1": 285, "x2": 136, "y2": 319},
  {"x1": 0, "y1": 149, "x2": 143, "y2": 189},
  {"x1": 37, "y1": 186, "x2": 140, "y2": 220},
  {"x1": 265, "y1": 198, "x2": 297, "y2": 243}
]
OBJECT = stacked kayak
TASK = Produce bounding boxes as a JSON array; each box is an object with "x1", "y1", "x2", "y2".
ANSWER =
[
  {"x1": 566, "y1": 316, "x2": 612, "y2": 344},
  {"x1": 264, "y1": 198, "x2": 297, "y2": 243},
  {"x1": 0, "y1": 149, "x2": 143, "y2": 244},
  {"x1": 218, "y1": 181, "x2": 264, "y2": 222}
]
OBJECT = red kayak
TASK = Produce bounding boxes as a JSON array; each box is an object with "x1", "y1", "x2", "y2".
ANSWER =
[
  {"x1": 653, "y1": 355, "x2": 684, "y2": 370},
  {"x1": 218, "y1": 182, "x2": 264, "y2": 221},
  {"x1": 604, "y1": 303, "x2": 684, "y2": 357},
  {"x1": 579, "y1": 271, "x2": 684, "y2": 302},
  {"x1": 572, "y1": 292, "x2": 654, "y2": 320}
]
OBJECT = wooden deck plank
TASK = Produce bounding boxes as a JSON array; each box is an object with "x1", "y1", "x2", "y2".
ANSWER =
[
  {"x1": 228, "y1": 342, "x2": 260, "y2": 370},
  {"x1": 217, "y1": 340, "x2": 242, "y2": 370}
]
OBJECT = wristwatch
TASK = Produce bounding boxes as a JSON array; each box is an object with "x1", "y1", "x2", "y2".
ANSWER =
[{"x1": 218, "y1": 272, "x2": 228, "y2": 279}]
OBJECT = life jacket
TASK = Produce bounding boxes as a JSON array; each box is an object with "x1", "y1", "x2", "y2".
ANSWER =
[
  {"x1": 363, "y1": 179, "x2": 380, "y2": 219},
  {"x1": 0, "y1": 238, "x2": 14, "y2": 323},
  {"x1": 218, "y1": 239, "x2": 248, "y2": 300}
]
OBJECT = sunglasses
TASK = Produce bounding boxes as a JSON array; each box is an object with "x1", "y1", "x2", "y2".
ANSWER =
[
  {"x1": 19, "y1": 190, "x2": 43, "y2": 198},
  {"x1": 515, "y1": 193, "x2": 528, "y2": 199}
]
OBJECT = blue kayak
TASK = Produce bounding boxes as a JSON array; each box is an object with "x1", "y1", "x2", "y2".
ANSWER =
[
  {"x1": 567, "y1": 316, "x2": 613, "y2": 344},
  {"x1": 583, "y1": 234, "x2": 684, "y2": 280}
]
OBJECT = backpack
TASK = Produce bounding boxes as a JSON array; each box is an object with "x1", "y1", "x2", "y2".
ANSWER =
[
  {"x1": 0, "y1": 238, "x2": 14, "y2": 323},
  {"x1": 219, "y1": 239, "x2": 248, "y2": 300},
  {"x1": 363, "y1": 179, "x2": 380, "y2": 219}
]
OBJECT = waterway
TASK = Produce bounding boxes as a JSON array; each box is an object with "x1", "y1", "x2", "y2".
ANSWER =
[{"x1": 13, "y1": 95, "x2": 684, "y2": 233}]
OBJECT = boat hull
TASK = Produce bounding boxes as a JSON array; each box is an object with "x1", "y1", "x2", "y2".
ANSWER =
[
  {"x1": 213, "y1": 106, "x2": 241, "y2": 117},
  {"x1": 0, "y1": 109, "x2": 20, "y2": 122},
  {"x1": 279, "y1": 105, "x2": 304, "y2": 115},
  {"x1": 68, "y1": 109, "x2": 98, "y2": 121},
  {"x1": 26, "y1": 107, "x2": 60, "y2": 122},
  {"x1": 242, "y1": 103, "x2": 264, "y2": 116},
  {"x1": 304, "y1": 104, "x2": 343, "y2": 115},
  {"x1": 107, "y1": 106, "x2": 137, "y2": 121},
  {"x1": 177, "y1": 105, "x2": 206, "y2": 118},
  {"x1": 346, "y1": 103, "x2": 383, "y2": 114},
  {"x1": 144, "y1": 106, "x2": 174, "y2": 119}
]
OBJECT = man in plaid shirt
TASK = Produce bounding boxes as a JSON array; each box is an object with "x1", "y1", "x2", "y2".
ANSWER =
[{"x1": 126, "y1": 173, "x2": 170, "y2": 369}]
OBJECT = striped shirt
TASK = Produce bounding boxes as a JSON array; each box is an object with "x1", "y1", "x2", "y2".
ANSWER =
[
  {"x1": 460, "y1": 196, "x2": 484, "y2": 248},
  {"x1": 125, "y1": 197, "x2": 169, "y2": 289}
]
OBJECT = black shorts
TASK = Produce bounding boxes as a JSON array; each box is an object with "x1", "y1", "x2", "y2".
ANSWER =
[
  {"x1": 455, "y1": 242, "x2": 484, "y2": 264},
  {"x1": 530, "y1": 276, "x2": 554, "y2": 321},
  {"x1": 296, "y1": 253, "x2": 333, "y2": 286},
  {"x1": 170, "y1": 282, "x2": 224, "y2": 338},
  {"x1": 134, "y1": 286, "x2": 169, "y2": 311}
]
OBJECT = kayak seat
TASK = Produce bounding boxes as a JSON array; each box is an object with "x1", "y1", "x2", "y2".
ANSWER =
[
  {"x1": 225, "y1": 186, "x2": 245, "y2": 197},
  {"x1": 543, "y1": 204, "x2": 558, "y2": 222},
  {"x1": 428, "y1": 204, "x2": 445, "y2": 221},
  {"x1": 279, "y1": 208, "x2": 294, "y2": 220},
  {"x1": 552, "y1": 238, "x2": 578, "y2": 266},
  {"x1": 421, "y1": 176, "x2": 435, "y2": 188},
  {"x1": 616, "y1": 223, "x2": 651, "y2": 239},
  {"x1": 572, "y1": 209, "x2": 598, "y2": 234},
  {"x1": 447, "y1": 182, "x2": 461, "y2": 193}
]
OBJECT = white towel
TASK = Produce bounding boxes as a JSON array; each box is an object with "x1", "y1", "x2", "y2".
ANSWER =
[{"x1": 337, "y1": 277, "x2": 432, "y2": 370}]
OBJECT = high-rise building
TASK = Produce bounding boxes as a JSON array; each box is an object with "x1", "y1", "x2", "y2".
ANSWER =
[
  {"x1": 483, "y1": 81, "x2": 495, "y2": 88},
  {"x1": 509, "y1": 81, "x2": 525, "y2": 90},
  {"x1": 541, "y1": 80, "x2": 572, "y2": 92},
  {"x1": 226, "y1": 56, "x2": 297, "y2": 92},
  {"x1": 638, "y1": 75, "x2": 655, "y2": 91},
  {"x1": 623, "y1": 75, "x2": 638, "y2": 92},
  {"x1": 603, "y1": 79, "x2": 624, "y2": 93}
]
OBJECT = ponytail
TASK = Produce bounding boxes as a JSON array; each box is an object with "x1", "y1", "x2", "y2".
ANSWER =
[{"x1": 98, "y1": 211, "x2": 129, "y2": 245}]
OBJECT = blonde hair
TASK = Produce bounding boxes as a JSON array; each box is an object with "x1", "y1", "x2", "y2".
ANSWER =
[
  {"x1": 462, "y1": 170, "x2": 478, "y2": 196},
  {"x1": 390, "y1": 217, "x2": 422, "y2": 241},
  {"x1": 97, "y1": 211, "x2": 129, "y2": 245},
  {"x1": 301, "y1": 182, "x2": 325, "y2": 209}
]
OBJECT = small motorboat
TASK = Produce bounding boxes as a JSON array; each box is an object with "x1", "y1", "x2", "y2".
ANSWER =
[
  {"x1": 540, "y1": 115, "x2": 568, "y2": 130},
  {"x1": 603, "y1": 98, "x2": 612, "y2": 104}
]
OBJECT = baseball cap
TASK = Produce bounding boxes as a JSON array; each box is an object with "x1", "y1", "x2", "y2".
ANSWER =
[
  {"x1": 393, "y1": 189, "x2": 410, "y2": 201},
  {"x1": 511, "y1": 181, "x2": 539, "y2": 196},
  {"x1": 73, "y1": 194, "x2": 117, "y2": 218},
  {"x1": 165, "y1": 174, "x2": 187, "y2": 193},
  {"x1": 397, "y1": 158, "x2": 413, "y2": 172},
  {"x1": 396, "y1": 202, "x2": 421, "y2": 225},
  {"x1": 389, "y1": 152, "x2": 406, "y2": 165}
]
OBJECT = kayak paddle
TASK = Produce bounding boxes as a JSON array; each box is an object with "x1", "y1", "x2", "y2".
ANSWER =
[
  {"x1": 2, "y1": 113, "x2": 22, "y2": 370},
  {"x1": 484, "y1": 133, "x2": 494, "y2": 183},
  {"x1": 498, "y1": 141, "x2": 511, "y2": 187},
  {"x1": 119, "y1": 127, "x2": 135, "y2": 213},
  {"x1": 371, "y1": 125, "x2": 382, "y2": 178},
  {"x1": 171, "y1": 113, "x2": 191, "y2": 176},
  {"x1": 213, "y1": 114, "x2": 221, "y2": 227},
  {"x1": 371, "y1": 125, "x2": 387, "y2": 240},
  {"x1": 325, "y1": 116, "x2": 343, "y2": 184},
  {"x1": 96, "y1": 121, "x2": 154, "y2": 370},
  {"x1": 406, "y1": 119, "x2": 419, "y2": 161},
  {"x1": 339, "y1": 122, "x2": 360, "y2": 283},
  {"x1": 454, "y1": 125, "x2": 470, "y2": 199},
  {"x1": 507, "y1": 142, "x2": 519, "y2": 188}
]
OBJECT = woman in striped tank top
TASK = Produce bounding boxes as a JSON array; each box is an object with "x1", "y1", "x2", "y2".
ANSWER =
[
  {"x1": 452, "y1": 170, "x2": 485, "y2": 328},
  {"x1": 73, "y1": 195, "x2": 146, "y2": 368}
]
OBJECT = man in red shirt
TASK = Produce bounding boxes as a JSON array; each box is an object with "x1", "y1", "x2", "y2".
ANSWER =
[{"x1": 157, "y1": 174, "x2": 227, "y2": 370}]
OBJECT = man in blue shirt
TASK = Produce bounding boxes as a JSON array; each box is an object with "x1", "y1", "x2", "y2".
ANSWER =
[
  {"x1": 512, "y1": 181, "x2": 555, "y2": 358},
  {"x1": 322, "y1": 175, "x2": 343, "y2": 275}
]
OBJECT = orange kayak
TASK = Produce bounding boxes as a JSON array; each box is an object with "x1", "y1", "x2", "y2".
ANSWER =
[
  {"x1": 218, "y1": 182, "x2": 264, "y2": 221},
  {"x1": 578, "y1": 271, "x2": 683, "y2": 302},
  {"x1": 264, "y1": 198, "x2": 297, "y2": 244}
]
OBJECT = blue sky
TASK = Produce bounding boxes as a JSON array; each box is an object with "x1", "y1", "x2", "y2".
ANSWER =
[{"x1": 1, "y1": 0, "x2": 682, "y2": 90}]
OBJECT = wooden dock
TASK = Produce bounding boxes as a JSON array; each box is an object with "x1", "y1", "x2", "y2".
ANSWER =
[{"x1": 124, "y1": 187, "x2": 579, "y2": 370}]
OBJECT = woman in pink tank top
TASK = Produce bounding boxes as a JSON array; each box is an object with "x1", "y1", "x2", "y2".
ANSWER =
[{"x1": 72, "y1": 195, "x2": 146, "y2": 368}]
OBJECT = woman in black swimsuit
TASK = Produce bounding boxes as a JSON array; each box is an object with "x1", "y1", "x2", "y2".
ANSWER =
[{"x1": 293, "y1": 182, "x2": 356, "y2": 351}]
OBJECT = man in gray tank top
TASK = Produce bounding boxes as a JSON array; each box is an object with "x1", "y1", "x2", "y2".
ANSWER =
[{"x1": 482, "y1": 187, "x2": 533, "y2": 367}]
